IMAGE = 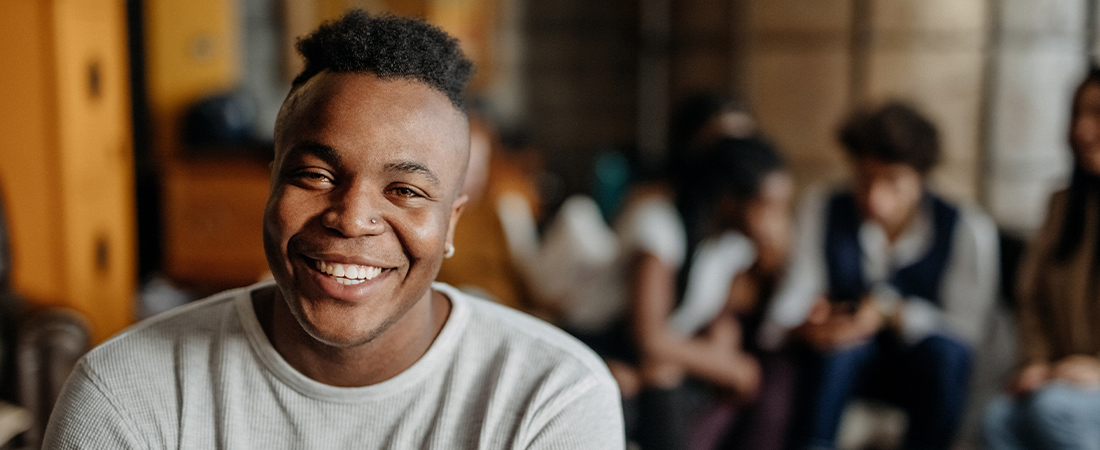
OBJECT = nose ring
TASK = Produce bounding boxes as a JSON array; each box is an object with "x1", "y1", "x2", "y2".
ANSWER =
[{"x1": 371, "y1": 219, "x2": 377, "y2": 224}]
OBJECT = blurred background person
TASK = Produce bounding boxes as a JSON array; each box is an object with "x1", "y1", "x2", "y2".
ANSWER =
[
  {"x1": 668, "y1": 93, "x2": 758, "y2": 255},
  {"x1": 982, "y1": 66, "x2": 1100, "y2": 450},
  {"x1": 759, "y1": 102, "x2": 1000, "y2": 450},
  {"x1": 505, "y1": 92, "x2": 790, "y2": 449},
  {"x1": 617, "y1": 137, "x2": 793, "y2": 450},
  {"x1": 678, "y1": 138, "x2": 798, "y2": 450},
  {"x1": 435, "y1": 110, "x2": 543, "y2": 311}
]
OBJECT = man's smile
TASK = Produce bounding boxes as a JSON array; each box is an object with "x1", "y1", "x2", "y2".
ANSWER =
[{"x1": 314, "y1": 259, "x2": 385, "y2": 285}]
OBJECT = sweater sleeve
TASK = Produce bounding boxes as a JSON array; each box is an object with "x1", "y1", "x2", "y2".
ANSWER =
[{"x1": 42, "y1": 360, "x2": 146, "y2": 449}]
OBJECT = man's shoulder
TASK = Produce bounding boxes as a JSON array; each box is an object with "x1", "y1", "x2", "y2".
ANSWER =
[
  {"x1": 439, "y1": 283, "x2": 622, "y2": 441},
  {"x1": 441, "y1": 283, "x2": 616, "y2": 387},
  {"x1": 936, "y1": 194, "x2": 996, "y2": 237},
  {"x1": 80, "y1": 284, "x2": 252, "y2": 378}
]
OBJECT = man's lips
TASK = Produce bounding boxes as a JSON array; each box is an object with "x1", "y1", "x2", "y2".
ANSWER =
[{"x1": 312, "y1": 258, "x2": 385, "y2": 285}]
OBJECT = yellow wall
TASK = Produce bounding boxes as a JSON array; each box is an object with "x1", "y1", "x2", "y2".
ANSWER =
[
  {"x1": 144, "y1": 0, "x2": 241, "y2": 162},
  {"x1": 0, "y1": 0, "x2": 136, "y2": 343},
  {"x1": 0, "y1": 1, "x2": 63, "y2": 303}
]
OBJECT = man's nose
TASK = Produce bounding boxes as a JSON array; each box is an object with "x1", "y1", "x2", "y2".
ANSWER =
[{"x1": 320, "y1": 185, "x2": 385, "y2": 237}]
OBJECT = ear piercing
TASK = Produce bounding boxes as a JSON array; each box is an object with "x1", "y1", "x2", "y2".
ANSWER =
[{"x1": 444, "y1": 244, "x2": 456, "y2": 259}]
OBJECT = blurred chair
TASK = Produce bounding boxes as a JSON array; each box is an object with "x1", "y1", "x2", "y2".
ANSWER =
[{"x1": 15, "y1": 308, "x2": 91, "y2": 449}]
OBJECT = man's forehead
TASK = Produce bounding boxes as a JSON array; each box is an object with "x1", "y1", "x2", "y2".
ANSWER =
[
  {"x1": 298, "y1": 73, "x2": 453, "y2": 117},
  {"x1": 274, "y1": 71, "x2": 470, "y2": 191},
  {"x1": 277, "y1": 72, "x2": 467, "y2": 147}
]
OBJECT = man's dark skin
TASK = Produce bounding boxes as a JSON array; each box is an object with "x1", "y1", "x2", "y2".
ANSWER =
[{"x1": 253, "y1": 71, "x2": 470, "y2": 387}]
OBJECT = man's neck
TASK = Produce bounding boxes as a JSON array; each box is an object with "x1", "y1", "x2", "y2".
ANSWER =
[
  {"x1": 253, "y1": 287, "x2": 451, "y2": 387},
  {"x1": 881, "y1": 202, "x2": 924, "y2": 245}
]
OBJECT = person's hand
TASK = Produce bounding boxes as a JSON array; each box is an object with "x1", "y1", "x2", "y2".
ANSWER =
[
  {"x1": 727, "y1": 352, "x2": 762, "y2": 402},
  {"x1": 1009, "y1": 362, "x2": 1049, "y2": 397},
  {"x1": 1051, "y1": 355, "x2": 1100, "y2": 387},
  {"x1": 639, "y1": 357, "x2": 685, "y2": 389},
  {"x1": 799, "y1": 297, "x2": 882, "y2": 351},
  {"x1": 725, "y1": 274, "x2": 760, "y2": 316},
  {"x1": 704, "y1": 315, "x2": 742, "y2": 351},
  {"x1": 806, "y1": 296, "x2": 832, "y2": 324},
  {"x1": 697, "y1": 317, "x2": 760, "y2": 399},
  {"x1": 851, "y1": 295, "x2": 886, "y2": 337},
  {"x1": 797, "y1": 296, "x2": 835, "y2": 349}
]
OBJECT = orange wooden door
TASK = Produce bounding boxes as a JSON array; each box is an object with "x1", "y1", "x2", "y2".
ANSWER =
[{"x1": 0, "y1": 0, "x2": 136, "y2": 343}]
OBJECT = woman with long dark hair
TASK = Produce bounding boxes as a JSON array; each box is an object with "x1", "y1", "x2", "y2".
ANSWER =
[{"x1": 983, "y1": 66, "x2": 1100, "y2": 448}]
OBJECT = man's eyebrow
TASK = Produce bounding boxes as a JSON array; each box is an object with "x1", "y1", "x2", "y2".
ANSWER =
[
  {"x1": 385, "y1": 160, "x2": 441, "y2": 187},
  {"x1": 285, "y1": 141, "x2": 342, "y2": 167}
]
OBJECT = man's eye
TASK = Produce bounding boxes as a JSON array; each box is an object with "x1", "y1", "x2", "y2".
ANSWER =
[
  {"x1": 391, "y1": 187, "x2": 420, "y2": 198},
  {"x1": 289, "y1": 170, "x2": 333, "y2": 186}
]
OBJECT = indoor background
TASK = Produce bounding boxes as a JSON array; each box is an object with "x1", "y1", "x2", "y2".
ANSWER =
[{"x1": 0, "y1": 0, "x2": 1094, "y2": 448}]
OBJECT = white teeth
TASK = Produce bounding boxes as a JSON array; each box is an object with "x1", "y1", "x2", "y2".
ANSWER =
[{"x1": 314, "y1": 259, "x2": 383, "y2": 282}]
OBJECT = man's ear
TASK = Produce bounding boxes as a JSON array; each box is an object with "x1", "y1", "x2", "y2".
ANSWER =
[{"x1": 445, "y1": 194, "x2": 469, "y2": 248}]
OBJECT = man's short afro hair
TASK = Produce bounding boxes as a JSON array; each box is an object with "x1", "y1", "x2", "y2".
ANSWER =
[{"x1": 292, "y1": 9, "x2": 474, "y2": 109}]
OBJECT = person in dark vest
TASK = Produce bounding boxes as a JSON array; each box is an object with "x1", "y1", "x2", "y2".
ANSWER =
[{"x1": 756, "y1": 102, "x2": 999, "y2": 450}]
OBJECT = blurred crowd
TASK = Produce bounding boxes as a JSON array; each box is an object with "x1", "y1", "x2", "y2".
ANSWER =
[{"x1": 436, "y1": 67, "x2": 1100, "y2": 450}]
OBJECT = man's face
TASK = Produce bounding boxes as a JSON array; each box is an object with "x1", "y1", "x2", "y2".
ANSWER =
[
  {"x1": 853, "y1": 157, "x2": 924, "y2": 235},
  {"x1": 264, "y1": 72, "x2": 468, "y2": 348}
]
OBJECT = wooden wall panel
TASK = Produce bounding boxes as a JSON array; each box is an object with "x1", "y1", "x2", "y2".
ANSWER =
[
  {"x1": 0, "y1": 1, "x2": 64, "y2": 304},
  {"x1": 746, "y1": 0, "x2": 853, "y2": 193},
  {"x1": 54, "y1": 0, "x2": 136, "y2": 342},
  {"x1": 0, "y1": 0, "x2": 136, "y2": 343}
]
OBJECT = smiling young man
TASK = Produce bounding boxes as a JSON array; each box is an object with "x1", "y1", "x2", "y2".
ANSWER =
[
  {"x1": 757, "y1": 102, "x2": 999, "y2": 450},
  {"x1": 44, "y1": 11, "x2": 623, "y2": 449}
]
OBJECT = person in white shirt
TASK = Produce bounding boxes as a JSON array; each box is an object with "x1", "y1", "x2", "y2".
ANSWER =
[
  {"x1": 44, "y1": 10, "x2": 623, "y2": 449},
  {"x1": 758, "y1": 102, "x2": 999, "y2": 450}
]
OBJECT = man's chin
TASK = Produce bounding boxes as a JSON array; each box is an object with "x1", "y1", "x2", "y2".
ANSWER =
[
  {"x1": 288, "y1": 304, "x2": 392, "y2": 348},
  {"x1": 298, "y1": 318, "x2": 386, "y2": 348}
]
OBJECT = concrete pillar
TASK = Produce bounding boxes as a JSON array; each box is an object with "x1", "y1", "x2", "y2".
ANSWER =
[{"x1": 985, "y1": 0, "x2": 1090, "y2": 234}]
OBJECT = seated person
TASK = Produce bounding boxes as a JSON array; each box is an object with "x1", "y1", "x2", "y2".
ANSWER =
[
  {"x1": 758, "y1": 102, "x2": 999, "y2": 450},
  {"x1": 579, "y1": 137, "x2": 794, "y2": 450},
  {"x1": 44, "y1": 11, "x2": 623, "y2": 449},
  {"x1": 982, "y1": 67, "x2": 1100, "y2": 450},
  {"x1": 435, "y1": 112, "x2": 541, "y2": 311}
]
